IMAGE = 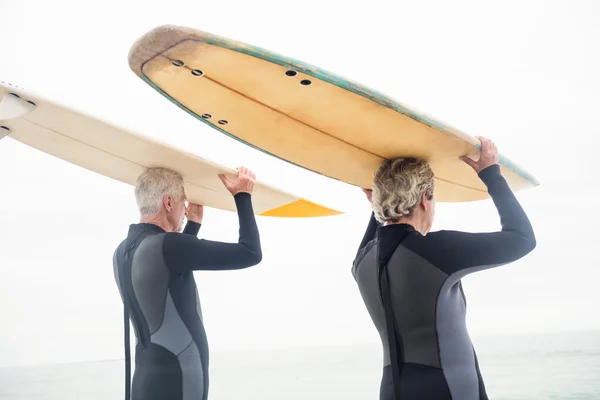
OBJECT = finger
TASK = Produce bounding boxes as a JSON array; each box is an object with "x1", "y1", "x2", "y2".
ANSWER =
[
  {"x1": 218, "y1": 174, "x2": 231, "y2": 188},
  {"x1": 486, "y1": 139, "x2": 495, "y2": 154},
  {"x1": 475, "y1": 136, "x2": 485, "y2": 148},
  {"x1": 478, "y1": 137, "x2": 489, "y2": 153},
  {"x1": 482, "y1": 138, "x2": 492, "y2": 153},
  {"x1": 460, "y1": 155, "x2": 477, "y2": 169}
]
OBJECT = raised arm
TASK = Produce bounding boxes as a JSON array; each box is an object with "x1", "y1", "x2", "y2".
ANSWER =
[
  {"x1": 163, "y1": 192, "x2": 262, "y2": 273},
  {"x1": 355, "y1": 188, "x2": 381, "y2": 261},
  {"x1": 424, "y1": 138, "x2": 536, "y2": 276},
  {"x1": 163, "y1": 167, "x2": 262, "y2": 273},
  {"x1": 356, "y1": 212, "x2": 380, "y2": 257},
  {"x1": 182, "y1": 221, "x2": 201, "y2": 236},
  {"x1": 181, "y1": 203, "x2": 203, "y2": 236}
]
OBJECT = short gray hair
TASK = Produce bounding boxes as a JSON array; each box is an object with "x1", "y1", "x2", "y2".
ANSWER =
[
  {"x1": 371, "y1": 157, "x2": 434, "y2": 223},
  {"x1": 134, "y1": 167, "x2": 185, "y2": 217}
]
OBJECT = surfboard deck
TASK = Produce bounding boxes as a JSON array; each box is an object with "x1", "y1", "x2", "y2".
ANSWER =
[
  {"x1": 0, "y1": 81, "x2": 342, "y2": 218},
  {"x1": 127, "y1": 25, "x2": 540, "y2": 203}
]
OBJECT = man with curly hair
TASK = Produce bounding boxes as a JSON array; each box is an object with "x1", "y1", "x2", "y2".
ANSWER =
[{"x1": 352, "y1": 136, "x2": 536, "y2": 400}]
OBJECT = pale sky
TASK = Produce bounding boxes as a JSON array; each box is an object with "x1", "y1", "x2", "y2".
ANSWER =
[{"x1": 0, "y1": 0, "x2": 598, "y2": 368}]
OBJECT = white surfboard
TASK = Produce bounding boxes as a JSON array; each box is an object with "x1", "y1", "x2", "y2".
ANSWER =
[{"x1": 0, "y1": 81, "x2": 342, "y2": 218}]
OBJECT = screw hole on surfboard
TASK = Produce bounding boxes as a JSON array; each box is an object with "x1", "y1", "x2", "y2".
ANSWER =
[
  {"x1": 300, "y1": 79, "x2": 312, "y2": 86},
  {"x1": 218, "y1": 120, "x2": 228, "y2": 125},
  {"x1": 201, "y1": 114, "x2": 212, "y2": 119},
  {"x1": 285, "y1": 70, "x2": 297, "y2": 77},
  {"x1": 191, "y1": 69, "x2": 204, "y2": 77},
  {"x1": 172, "y1": 60, "x2": 185, "y2": 67}
]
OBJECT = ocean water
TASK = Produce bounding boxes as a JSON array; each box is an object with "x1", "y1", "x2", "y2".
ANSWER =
[{"x1": 1, "y1": 330, "x2": 598, "y2": 399}]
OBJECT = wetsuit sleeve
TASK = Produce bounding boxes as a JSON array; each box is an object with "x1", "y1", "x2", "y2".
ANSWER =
[
  {"x1": 425, "y1": 164, "x2": 536, "y2": 276},
  {"x1": 182, "y1": 221, "x2": 201, "y2": 236},
  {"x1": 353, "y1": 211, "x2": 381, "y2": 268},
  {"x1": 162, "y1": 193, "x2": 262, "y2": 273}
]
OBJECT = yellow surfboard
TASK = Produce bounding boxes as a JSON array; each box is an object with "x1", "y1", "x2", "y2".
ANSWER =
[
  {"x1": 0, "y1": 81, "x2": 341, "y2": 218},
  {"x1": 127, "y1": 25, "x2": 539, "y2": 202}
]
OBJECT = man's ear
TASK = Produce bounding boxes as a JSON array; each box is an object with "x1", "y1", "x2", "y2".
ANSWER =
[
  {"x1": 421, "y1": 191, "x2": 429, "y2": 211},
  {"x1": 163, "y1": 195, "x2": 173, "y2": 211}
]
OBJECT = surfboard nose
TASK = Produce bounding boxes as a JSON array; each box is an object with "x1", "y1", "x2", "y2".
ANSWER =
[{"x1": 128, "y1": 24, "x2": 214, "y2": 79}]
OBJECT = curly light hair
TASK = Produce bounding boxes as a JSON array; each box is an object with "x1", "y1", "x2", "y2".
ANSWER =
[{"x1": 371, "y1": 157, "x2": 435, "y2": 223}]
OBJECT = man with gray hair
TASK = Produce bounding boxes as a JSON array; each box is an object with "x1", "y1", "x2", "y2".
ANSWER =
[
  {"x1": 352, "y1": 137, "x2": 536, "y2": 399},
  {"x1": 113, "y1": 166, "x2": 262, "y2": 400}
]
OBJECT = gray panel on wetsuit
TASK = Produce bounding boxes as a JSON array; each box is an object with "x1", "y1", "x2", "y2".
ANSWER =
[
  {"x1": 131, "y1": 235, "x2": 171, "y2": 334},
  {"x1": 150, "y1": 292, "x2": 193, "y2": 355},
  {"x1": 436, "y1": 263, "x2": 503, "y2": 400},
  {"x1": 352, "y1": 245, "x2": 391, "y2": 364},
  {"x1": 386, "y1": 245, "x2": 448, "y2": 367},
  {"x1": 178, "y1": 341, "x2": 204, "y2": 400},
  {"x1": 352, "y1": 244, "x2": 447, "y2": 368}
]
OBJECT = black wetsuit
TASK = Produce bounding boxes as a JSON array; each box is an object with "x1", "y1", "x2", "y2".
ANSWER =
[
  {"x1": 352, "y1": 164, "x2": 536, "y2": 400},
  {"x1": 112, "y1": 192, "x2": 262, "y2": 400}
]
